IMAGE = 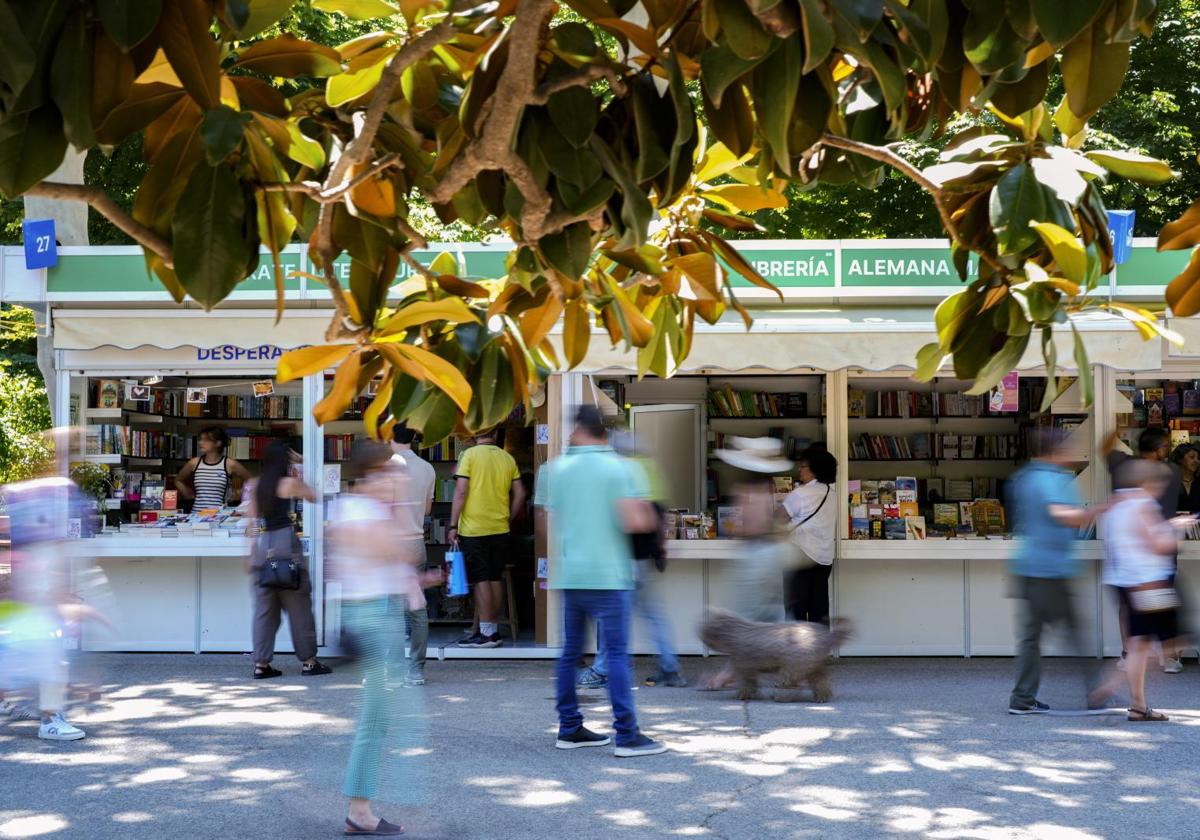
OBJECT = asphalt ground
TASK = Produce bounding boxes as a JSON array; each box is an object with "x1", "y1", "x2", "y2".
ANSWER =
[{"x1": 2, "y1": 653, "x2": 1199, "y2": 840}]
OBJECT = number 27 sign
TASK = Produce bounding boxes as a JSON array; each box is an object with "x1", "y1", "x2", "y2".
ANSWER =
[{"x1": 22, "y1": 218, "x2": 57, "y2": 269}]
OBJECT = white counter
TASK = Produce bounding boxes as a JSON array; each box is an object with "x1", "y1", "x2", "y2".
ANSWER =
[{"x1": 65, "y1": 535, "x2": 297, "y2": 655}]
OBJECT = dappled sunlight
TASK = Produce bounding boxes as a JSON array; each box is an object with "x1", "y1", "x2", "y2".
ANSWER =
[
  {"x1": 2, "y1": 750, "x2": 130, "y2": 766},
  {"x1": 228, "y1": 767, "x2": 294, "y2": 782},
  {"x1": 111, "y1": 812, "x2": 153, "y2": 823},
  {"x1": 914, "y1": 751, "x2": 1017, "y2": 773},
  {"x1": 599, "y1": 808, "x2": 653, "y2": 827},
  {"x1": 154, "y1": 709, "x2": 335, "y2": 729},
  {"x1": 0, "y1": 814, "x2": 68, "y2": 838},
  {"x1": 125, "y1": 767, "x2": 189, "y2": 785},
  {"x1": 86, "y1": 698, "x2": 181, "y2": 723},
  {"x1": 999, "y1": 784, "x2": 1084, "y2": 809}
]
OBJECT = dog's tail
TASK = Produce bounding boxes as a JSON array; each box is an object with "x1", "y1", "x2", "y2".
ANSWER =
[{"x1": 828, "y1": 616, "x2": 853, "y2": 646}]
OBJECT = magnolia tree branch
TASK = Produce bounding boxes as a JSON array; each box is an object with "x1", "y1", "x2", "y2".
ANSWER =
[
  {"x1": 261, "y1": 154, "x2": 401, "y2": 201},
  {"x1": 818, "y1": 133, "x2": 1006, "y2": 273},
  {"x1": 530, "y1": 64, "x2": 628, "y2": 103},
  {"x1": 24, "y1": 182, "x2": 174, "y2": 267}
]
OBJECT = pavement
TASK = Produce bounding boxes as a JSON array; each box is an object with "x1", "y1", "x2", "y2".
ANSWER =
[{"x1": 2, "y1": 653, "x2": 1200, "y2": 840}]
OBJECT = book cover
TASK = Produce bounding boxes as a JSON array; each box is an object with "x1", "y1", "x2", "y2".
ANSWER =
[
  {"x1": 1165, "y1": 383, "x2": 1182, "y2": 417},
  {"x1": 847, "y1": 479, "x2": 862, "y2": 506},
  {"x1": 933, "y1": 503, "x2": 959, "y2": 528},
  {"x1": 1171, "y1": 430, "x2": 1191, "y2": 449},
  {"x1": 862, "y1": 481, "x2": 880, "y2": 504},
  {"x1": 896, "y1": 476, "x2": 918, "y2": 502},
  {"x1": 716, "y1": 506, "x2": 743, "y2": 538},
  {"x1": 948, "y1": 479, "x2": 974, "y2": 501},
  {"x1": 926, "y1": 477, "x2": 945, "y2": 501},
  {"x1": 850, "y1": 503, "x2": 868, "y2": 520},
  {"x1": 870, "y1": 519, "x2": 884, "y2": 539},
  {"x1": 851, "y1": 517, "x2": 870, "y2": 539},
  {"x1": 884, "y1": 518, "x2": 907, "y2": 540},
  {"x1": 162, "y1": 490, "x2": 178, "y2": 511},
  {"x1": 898, "y1": 501, "x2": 919, "y2": 519},
  {"x1": 140, "y1": 482, "x2": 164, "y2": 510},
  {"x1": 878, "y1": 481, "x2": 897, "y2": 504},
  {"x1": 1145, "y1": 388, "x2": 1166, "y2": 427},
  {"x1": 97, "y1": 379, "x2": 121, "y2": 409},
  {"x1": 848, "y1": 390, "x2": 867, "y2": 418},
  {"x1": 785, "y1": 393, "x2": 807, "y2": 418},
  {"x1": 958, "y1": 502, "x2": 975, "y2": 530},
  {"x1": 905, "y1": 516, "x2": 927, "y2": 540},
  {"x1": 942, "y1": 434, "x2": 960, "y2": 460},
  {"x1": 1184, "y1": 389, "x2": 1200, "y2": 417},
  {"x1": 912, "y1": 432, "x2": 931, "y2": 459},
  {"x1": 883, "y1": 503, "x2": 901, "y2": 519}
]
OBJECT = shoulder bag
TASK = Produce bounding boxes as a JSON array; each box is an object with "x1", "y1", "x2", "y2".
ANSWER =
[{"x1": 256, "y1": 526, "x2": 302, "y2": 591}]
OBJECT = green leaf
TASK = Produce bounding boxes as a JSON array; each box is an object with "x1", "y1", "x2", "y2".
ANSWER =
[
  {"x1": 172, "y1": 163, "x2": 259, "y2": 309},
  {"x1": 201, "y1": 105, "x2": 251, "y2": 165},
  {"x1": 0, "y1": 1, "x2": 35, "y2": 120},
  {"x1": 798, "y1": 0, "x2": 835, "y2": 72},
  {"x1": 1028, "y1": 155, "x2": 1087, "y2": 206},
  {"x1": 94, "y1": 83, "x2": 186, "y2": 146},
  {"x1": 238, "y1": 0, "x2": 295, "y2": 37},
  {"x1": 1071, "y1": 324, "x2": 1093, "y2": 406},
  {"x1": 591, "y1": 137, "x2": 653, "y2": 247},
  {"x1": 836, "y1": 0, "x2": 884, "y2": 37},
  {"x1": 751, "y1": 34, "x2": 802, "y2": 174},
  {"x1": 714, "y1": 0, "x2": 773, "y2": 59},
  {"x1": 1031, "y1": 0, "x2": 1105, "y2": 47},
  {"x1": 1061, "y1": 23, "x2": 1131, "y2": 120},
  {"x1": 98, "y1": 0, "x2": 162, "y2": 51},
  {"x1": 557, "y1": 176, "x2": 616, "y2": 216},
  {"x1": 1039, "y1": 328, "x2": 1058, "y2": 413},
  {"x1": 1084, "y1": 150, "x2": 1175, "y2": 185},
  {"x1": 313, "y1": 0, "x2": 401, "y2": 19},
  {"x1": 934, "y1": 289, "x2": 973, "y2": 347},
  {"x1": 540, "y1": 221, "x2": 593, "y2": 280},
  {"x1": 466, "y1": 342, "x2": 517, "y2": 431},
  {"x1": 699, "y1": 39, "x2": 773, "y2": 107},
  {"x1": 989, "y1": 162, "x2": 1052, "y2": 255},
  {"x1": 404, "y1": 386, "x2": 458, "y2": 446},
  {"x1": 537, "y1": 116, "x2": 602, "y2": 186},
  {"x1": 1028, "y1": 221, "x2": 1087, "y2": 284},
  {"x1": 429, "y1": 251, "x2": 458, "y2": 276},
  {"x1": 285, "y1": 123, "x2": 326, "y2": 169},
  {"x1": 327, "y1": 54, "x2": 389, "y2": 107},
  {"x1": 631, "y1": 77, "x2": 672, "y2": 183},
  {"x1": 702, "y1": 80, "x2": 754, "y2": 158},
  {"x1": 914, "y1": 341, "x2": 948, "y2": 381},
  {"x1": 234, "y1": 34, "x2": 344, "y2": 78},
  {"x1": 553, "y1": 21, "x2": 598, "y2": 57},
  {"x1": 49, "y1": 13, "x2": 94, "y2": 149},
  {"x1": 962, "y1": 3, "x2": 1027, "y2": 75},
  {"x1": 159, "y1": 0, "x2": 221, "y2": 110},
  {"x1": 547, "y1": 85, "x2": 597, "y2": 148},
  {"x1": 966, "y1": 331, "x2": 1030, "y2": 394},
  {"x1": 0, "y1": 107, "x2": 67, "y2": 199}
]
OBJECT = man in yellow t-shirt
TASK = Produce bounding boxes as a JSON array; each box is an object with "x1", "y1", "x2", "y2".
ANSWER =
[{"x1": 449, "y1": 428, "x2": 524, "y2": 648}]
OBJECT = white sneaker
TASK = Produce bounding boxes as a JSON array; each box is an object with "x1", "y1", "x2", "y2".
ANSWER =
[
  {"x1": 1116, "y1": 654, "x2": 1127, "y2": 672},
  {"x1": 1164, "y1": 657, "x2": 1183, "y2": 674},
  {"x1": 38, "y1": 713, "x2": 85, "y2": 741}
]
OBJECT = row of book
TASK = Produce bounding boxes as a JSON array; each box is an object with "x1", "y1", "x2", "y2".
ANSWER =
[
  {"x1": 847, "y1": 390, "x2": 995, "y2": 418},
  {"x1": 419, "y1": 439, "x2": 468, "y2": 461},
  {"x1": 850, "y1": 433, "x2": 1021, "y2": 461},
  {"x1": 708, "y1": 431, "x2": 815, "y2": 461},
  {"x1": 1120, "y1": 384, "x2": 1200, "y2": 429},
  {"x1": 708, "y1": 386, "x2": 810, "y2": 418},
  {"x1": 324, "y1": 434, "x2": 356, "y2": 462},
  {"x1": 849, "y1": 499, "x2": 1006, "y2": 539},
  {"x1": 848, "y1": 476, "x2": 1006, "y2": 505},
  {"x1": 188, "y1": 394, "x2": 303, "y2": 420}
]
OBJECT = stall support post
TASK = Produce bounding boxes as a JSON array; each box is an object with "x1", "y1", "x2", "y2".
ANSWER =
[
  {"x1": 1092, "y1": 366, "x2": 1117, "y2": 658},
  {"x1": 303, "y1": 372, "x2": 326, "y2": 647},
  {"x1": 826, "y1": 369, "x2": 849, "y2": 650},
  {"x1": 543, "y1": 372, "x2": 583, "y2": 649}
]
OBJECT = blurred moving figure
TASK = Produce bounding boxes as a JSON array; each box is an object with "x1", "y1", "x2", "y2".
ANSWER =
[
  {"x1": 1104, "y1": 427, "x2": 1187, "y2": 673},
  {"x1": 783, "y1": 446, "x2": 838, "y2": 626},
  {"x1": 0, "y1": 431, "x2": 103, "y2": 740},
  {"x1": 330, "y1": 440, "x2": 435, "y2": 836},
  {"x1": 701, "y1": 437, "x2": 794, "y2": 691},
  {"x1": 535, "y1": 406, "x2": 667, "y2": 757},
  {"x1": 389, "y1": 423, "x2": 437, "y2": 686},
  {"x1": 246, "y1": 441, "x2": 328, "y2": 680},
  {"x1": 1091, "y1": 460, "x2": 1193, "y2": 722},
  {"x1": 578, "y1": 432, "x2": 685, "y2": 691},
  {"x1": 1005, "y1": 429, "x2": 1104, "y2": 716}
]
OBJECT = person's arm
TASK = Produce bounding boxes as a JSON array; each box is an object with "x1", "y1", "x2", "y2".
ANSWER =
[
  {"x1": 279, "y1": 476, "x2": 317, "y2": 503},
  {"x1": 1048, "y1": 503, "x2": 1100, "y2": 529},
  {"x1": 449, "y1": 476, "x2": 468, "y2": 543},
  {"x1": 509, "y1": 477, "x2": 526, "y2": 522},
  {"x1": 176, "y1": 457, "x2": 198, "y2": 500},
  {"x1": 1138, "y1": 505, "x2": 1178, "y2": 555},
  {"x1": 618, "y1": 498, "x2": 656, "y2": 533},
  {"x1": 226, "y1": 457, "x2": 253, "y2": 502}
]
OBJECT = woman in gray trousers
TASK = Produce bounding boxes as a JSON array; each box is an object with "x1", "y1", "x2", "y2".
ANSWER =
[{"x1": 247, "y1": 440, "x2": 330, "y2": 679}]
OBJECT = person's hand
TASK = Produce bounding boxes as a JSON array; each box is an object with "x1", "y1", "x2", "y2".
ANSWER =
[
  {"x1": 448, "y1": 525, "x2": 459, "y2": 547},
  {"x1": 1168, "y1": 514, "x2": 1198, "y2": 530},
  {"x1": 419, "y1": 568, "x2": 444, "y2": 588}
]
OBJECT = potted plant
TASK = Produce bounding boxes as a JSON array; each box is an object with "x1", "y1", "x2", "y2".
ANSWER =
[{"x1": 69, "y1": 462, "x2": 114, "y2": 532}]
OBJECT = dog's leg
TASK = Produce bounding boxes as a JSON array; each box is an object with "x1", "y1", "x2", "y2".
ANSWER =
[
  {"x1": 777, "y1": 666, "x2": 803, "y2": 689},
  {"x1": 809, "y1": 668, "x2": 832, "y2": 703},
  {"x1": 734, "y1": 671, "x2": 759, "y2": 702}
]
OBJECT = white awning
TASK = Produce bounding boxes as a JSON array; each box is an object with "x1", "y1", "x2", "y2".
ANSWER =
[{"x1": 52, "y1": 306, "x2": 1164, "y2": 373}]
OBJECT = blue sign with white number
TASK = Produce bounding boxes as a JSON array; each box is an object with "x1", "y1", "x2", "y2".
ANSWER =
[
  {"x1": 1106, "y1": 209, "x2": 1135, "y2": 265},
  {"x1": 22, "y1": 218, "x2": 57, "y2": 269}
]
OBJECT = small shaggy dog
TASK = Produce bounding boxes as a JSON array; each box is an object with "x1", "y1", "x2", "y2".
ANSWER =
[{"x1": 699, "y1": 609, "x2": 852, "y2": 702}]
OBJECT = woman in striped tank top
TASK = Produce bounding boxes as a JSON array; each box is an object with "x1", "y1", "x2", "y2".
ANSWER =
[{"x1": 177, "y1": 427, "x2": 252, "y2": 511}]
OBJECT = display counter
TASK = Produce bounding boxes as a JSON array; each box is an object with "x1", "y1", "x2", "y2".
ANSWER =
[{"x1": 63, "y1": 535, "x2": 294, "y2": 655}]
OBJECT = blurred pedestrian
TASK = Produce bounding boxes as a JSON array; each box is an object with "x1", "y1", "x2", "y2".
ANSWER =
[
  {"x1": 1005, "y1": 429, "x2": 1104, "y2": 715},
  {"x1": 450, "y1": 428, "x2": 524, "y2": 648},
  {"x1": 783, "y1": 446, "x2": 838, "y2": 626},
  {"x1": 246, "y1": 441, "x2": 329, "y2": 679},
  {"x1": 1170, "y1": 443, "x2": 1200, "y2": 513},
  {"x1": 389, "y1": 423, "x2": 438, "y2": 685},
  {"x1": 700, "y1": 437, "x2": 793, "y2": 691},
  {"x1": 578, "y1": 434, "x2": 685, "y2": 690},
  {"x1": 1104, "y1": 427, "x2": 1186, "y2": 673},
  {"x1": 535, "y1": 406, "x2": 667, "y2": 757},
  {"x1": 331, "y1": 441, "x2": 435, "y2": 835},
  {"x1": 1091, "y1": 459, "x2": 1192, "y2": 721}
]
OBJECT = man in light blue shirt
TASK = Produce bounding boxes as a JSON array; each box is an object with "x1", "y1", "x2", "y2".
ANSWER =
[
  {"x1": 1005, "y1": 429, "x2": 1103, "y2": 715},
  {"x1": 534, "y1": 406, "x2": 667, "y2": 757}
]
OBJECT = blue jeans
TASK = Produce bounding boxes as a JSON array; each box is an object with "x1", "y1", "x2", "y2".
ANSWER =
[
  {"x1": 556, "y1": 589, "x2": 640, "y2": 747},
  {"x1": 343, "y1": 597, "x2": 407, "y2": 799},
  {"x1": 593, "y1": 566, "x2": 678, "y2": 676}
]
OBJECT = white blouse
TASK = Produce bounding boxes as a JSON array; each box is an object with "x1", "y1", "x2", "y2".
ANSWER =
[{"x1": 783, "y1": 480, "x2": 836, "y2": 566}]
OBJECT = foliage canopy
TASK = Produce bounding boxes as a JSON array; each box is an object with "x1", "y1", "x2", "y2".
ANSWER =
[{"x1": 2, "y1": 0, "x2": 1199, "y2": 439}]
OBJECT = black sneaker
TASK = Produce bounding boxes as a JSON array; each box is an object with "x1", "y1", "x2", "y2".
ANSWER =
[
  {"x1": 476, "y1": 633, "x2": 503, "y2": 649},
  {"x1": 614, "y1": 734, "x2": 668, "y2": 758},
  {"x1": 555, "y1": 726, "x2": 612, "y2": 750},
  {"x1": 1008, "y1": 700, "x2": 1050, "y2": 715},
  {"x1": 458, "y1": 632, "x2": 486, "y2": 648}
]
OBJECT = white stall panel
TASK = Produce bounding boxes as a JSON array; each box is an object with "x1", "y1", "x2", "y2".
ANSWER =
[
  {"x1": 969, "y1": 558, "x2": 1102, "y2": 657},
  {"x1": 200, "y1": 560, "x2": 293, "y2": 654},
  {"x1": 837, "y1": 557, "x2": 965, "y2": 655},
  {"x1": 83, "y1": 558, "x2": 197, "y2": 652},
  {"x1": 633, "y1": 558, "x2": 706, "y2": 656}
]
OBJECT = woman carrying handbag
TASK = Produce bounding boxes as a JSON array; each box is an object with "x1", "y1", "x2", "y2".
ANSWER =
[
  {"x1": 247, "y1": 440, "x2": 330, "y2": 679},
  {"x1": 782, "y1": 447, "x2": 839, "y2": 626}
]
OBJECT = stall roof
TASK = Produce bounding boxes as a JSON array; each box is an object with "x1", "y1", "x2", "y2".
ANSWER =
[{"x1": 52, "y1": 305, "x2": 1164, "y2": 373}]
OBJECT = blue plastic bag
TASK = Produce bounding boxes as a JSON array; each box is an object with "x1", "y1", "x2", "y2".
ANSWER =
[{"x1": 445, "y1": 550, "x2": 469, "y2": 597}]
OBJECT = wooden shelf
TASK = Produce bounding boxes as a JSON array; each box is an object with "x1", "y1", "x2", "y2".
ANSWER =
[
  {"x1": 850, "y1": 457, "x2": 1020, "y2": 463},
  {"x1": 84, "y1": 407, "x2": 122, "y2": 418},
  {"x1": 83, "y1": 454, "x2": 121, "y2": 464},
  {"x1": 708, "y1": 416, "x2": 823, "y2": 422}
]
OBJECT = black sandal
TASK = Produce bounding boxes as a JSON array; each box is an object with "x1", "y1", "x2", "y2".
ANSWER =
[
  {"x1": 344, "y1": 817, "x2": 404, "y2": 836},
  {"x1": 302, "y1": 661, "x2": 332, "y2": 676},
  {"x1": 253, "y1": 665, "x2": 282, "y2": 680}
]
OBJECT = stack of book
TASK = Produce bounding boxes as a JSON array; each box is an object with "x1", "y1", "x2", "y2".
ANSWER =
[{"x1": 707, "y1": 386, "x2": 809, "y2": 418}]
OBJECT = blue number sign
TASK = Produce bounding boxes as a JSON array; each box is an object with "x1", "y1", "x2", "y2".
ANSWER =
[
  {"x1": 1106, "y1": 210, "x2": 1135, "y2": 265},
  {"x1": 22, "y1": 218, "x2": 57, "y2": 269}
]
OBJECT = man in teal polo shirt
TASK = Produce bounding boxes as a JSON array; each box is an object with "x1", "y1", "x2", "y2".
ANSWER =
[
  {"x1": 534, "y1": 406, "x2": 667, "y2": 757},
  {"x1": 1006, "y1": 429, "x2": 1104, "y2": 715}
]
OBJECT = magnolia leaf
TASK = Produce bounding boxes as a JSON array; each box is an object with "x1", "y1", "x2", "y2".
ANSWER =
[
  {"x1": 376, "y1": 298, "x2": 480, "y2": 335},
  {"x1": 98, "y1": 0, "x2": 162, "y2": 50},
  {"x1": 1084, "y1": 149, "x2": 1175, "y2": 185},
  {"x1": 159, "y1": 0, "x2": 221, "y2": 109},
  {"x1": 704, "y1": 232, "x2": 781, "y2": 298},
  {"x1": 966, "y1": 332, "x2": 1030, "y2": 395},
  {"x1": 1071, "y1": 324, "x2": 1093, "y2": 406},
  {"x1": 1158, "y1": 201, "x2": 1200, "y2": 251},
  {"x1": 234, "y1": 34, "x2": 344, "y2": 78},
  {"x1": 465, "y1": 342, "x2": 517, "y2": 431},
  {"x1": 1165, "y1": 250, "x2": 1200, "y2": 317},
  {"x1": 563, "y1": 297, "x2": 591, "y2": 369},
  {"x1": 798, "y1": 0, "x2": 834, "y2": 73},
  {"x1": 540, "y1": 221, "x2": 593, "y2": 280},
  {"x1": 1031, "y1": 0, "x2": 1105, "y2": 47},
  {"x1": 703, "y1": 183, "x2": 787, "y2": 212},
  {"x1": 0, "y1": 107, "x2": 68, "y2": 199},
  {"x1": 50, "y1": 13, "x2": 95, "y2": 149},
  {"x1": 313, "y1": 0, "x2": 401, "y2": 19},
  {"x1": 327, "y1": 53, "x2": 390, "y2": 107},
  {"x1": 1028, "y1": 155, "x2": 1087, "y2": 205},
  {"x1": 1028, "y1": 222, "x2": 1087, "y2": 284},
  {"x1": 519, "y1": 294, "x2": 564, "y2": 350},
  {"x1": 201, "y1": 105, "x2": 251, "y2": 165},
  {"x1": 172, "y1": 163, "x2": 259, "y2": 309},
  {"x1": 1061, "y1": 22, "x2": 1131, "y2": 119},
  {"x1": 913, "y1": 342, "x2": 948, "y2": 381},
  {"x1": 277, "y1": 344, "x2": 357, "y2": 382},
  {"x1": 239, "y1": 0, "x2": 295, "y2": 37},
  {"x1": 989, "y1": 162, "x2": 1052, "y2": 254},
  {"x1": 388, "y1": 343, "x2": 473, "y2": 412},
  {"x1": 313, "y1": 350, "x2": 365, "y2": 424},
  {"x1": 349, "y1": 168, "x2": 395, "y2": 217}
]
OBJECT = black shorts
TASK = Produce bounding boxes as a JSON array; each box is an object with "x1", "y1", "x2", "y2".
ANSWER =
[
  {"x1": 460, "y1": 533, "x2": 509, "y2": 583},
  {"x1": 1116, "y1": 585, "x2": 1180, "y2": 642}
]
